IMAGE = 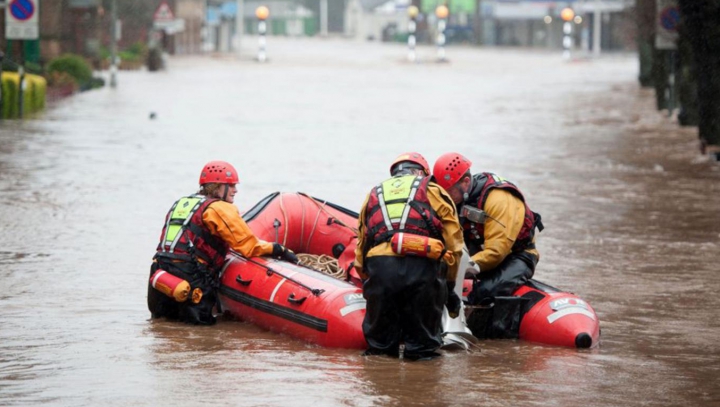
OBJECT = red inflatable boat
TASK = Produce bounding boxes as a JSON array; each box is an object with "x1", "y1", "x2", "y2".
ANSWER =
[
  {"x1": 218, "y1": 192, "x2": 366, "y2": 349},
  {"x1": 219, "y1": 192, "x2": 600, "y2": 349},
  {"x1": 461, "y1": 278, "x2": 601, "y2": 348}
]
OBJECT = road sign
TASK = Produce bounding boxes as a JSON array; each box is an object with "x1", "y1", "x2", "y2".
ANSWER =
[
  {"x1": 154, "y1": 18, "x2": 185, "y2": 34},
  {"x1": 655, "y1": 0, "x2": 679, "y2": 50},
  {"x1": 5, "y1": 0, "x2": 39, "y2": 40},
  {"x1": 153, "y1": 1, "x2": 174, "y2": 22}
]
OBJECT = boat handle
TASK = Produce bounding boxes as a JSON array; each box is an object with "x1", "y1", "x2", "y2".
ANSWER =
[
  {"x1": 235, "y1": 275, "x2": 252, "y2": 286},
  {"x1": 287, "y1": 293, "x2": 307, "y2": 305}
]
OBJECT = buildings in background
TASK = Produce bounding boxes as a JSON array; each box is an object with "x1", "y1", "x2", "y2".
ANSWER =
[
  {"x1": 345, "y1": 0, "x2": 635, "y2": 51},
  {"x1": 0, "y1": 0, "x2": 636, "y2": 66}
]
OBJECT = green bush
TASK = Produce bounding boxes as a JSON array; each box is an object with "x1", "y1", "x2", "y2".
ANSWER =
[
  {"x1": 99, "y1": 42, "x2": 147, "y2": 64},
  {"x1": 125, "y1": 41, "x2": 147, "y2": 56},
  {"x1": 0, "y1": 60, "x2": 43, "y2": 74},
  {"x1": 99, "y1": 46, "x2": 111, "y2": 60},
  {"x1": 46, "y1": 54, "x2": 92, "y2": 87},
  {"x1": 118, "y1": 50, "x2": 142, "y2": 62},
  {"x1": 90, "y1": 76, "x2": 105, "y2": 89},
  {"x1": 24, "y1": 61, "x2": 44, "y2": 75}
]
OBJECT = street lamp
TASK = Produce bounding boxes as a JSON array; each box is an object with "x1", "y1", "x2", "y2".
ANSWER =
[
  {"x1": 435, "y1": 5, "x2": 449, "y2": 62},
  {"x1": 256, "y1": 6, "x2": 269, "y2": 62},
  {"x1": 407, "y1": 5, "x2": 419, "y2": 62},
  {"x1": 560, "y1": 7, "x2": 575, "y2": 22}
]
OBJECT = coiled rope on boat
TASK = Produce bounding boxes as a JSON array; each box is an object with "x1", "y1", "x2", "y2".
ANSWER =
[{"x1": 297, "y1": 253, "x2": 346, "y2": 280}]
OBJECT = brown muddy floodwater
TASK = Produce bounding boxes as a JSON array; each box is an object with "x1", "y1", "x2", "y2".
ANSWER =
[{"x1": 1, "y1": 39, "x2": 719, "y2": 407}]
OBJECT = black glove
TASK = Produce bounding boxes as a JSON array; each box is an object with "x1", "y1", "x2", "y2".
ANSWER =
[
  {"x1": 272, "y1": 243, "x2": 299, "y2": 264},
  {"x1": 446, "y1": 281, "x2": 461, "y2": 319}
]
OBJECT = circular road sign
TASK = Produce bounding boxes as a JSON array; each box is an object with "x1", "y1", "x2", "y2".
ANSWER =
[
  {"x1": 660, "y1": 6, "x2": 680, "y2": 32},
  {"x1": 9, "y1": 0, "x2": 36, "y2": 22}
]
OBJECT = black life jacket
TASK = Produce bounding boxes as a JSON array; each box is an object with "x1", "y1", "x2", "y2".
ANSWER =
[{"x1": 462, "y1": 173, "x2": 543, "y2": 253}]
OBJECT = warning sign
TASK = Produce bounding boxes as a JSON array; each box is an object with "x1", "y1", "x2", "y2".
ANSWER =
[{"x1": 153, "y1": 1, "x2": 175, "y2": 22}]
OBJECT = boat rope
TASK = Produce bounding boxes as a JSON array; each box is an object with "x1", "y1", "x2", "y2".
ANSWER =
[
  {"x1": 304, "y1": 197, "x2": 325, "y2": 253},
  {"x1": 297, "y1": 253, "x2": 345, "y2": 280},
  {"x1": 297, "y1": 192, "x2": 359, "y2": 235},
  {"x1": 227, "y1": 251, "x2": 325, "y2": 296}
]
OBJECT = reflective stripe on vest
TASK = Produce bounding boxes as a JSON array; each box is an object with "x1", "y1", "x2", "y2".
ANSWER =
[
  {"x1": 161, "y1": 196, "x2": 207, "y2": 253},
  {"x1": 365, "y1": 175, "x2": 443, "y2": 247},
  {"x1": 376, "y1": 175, "x2": 423, "y2": 231}
]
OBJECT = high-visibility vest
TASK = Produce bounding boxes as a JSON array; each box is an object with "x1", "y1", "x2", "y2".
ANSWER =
[
  {"x1": 365, "y1": 175, "x2": 444, "y2": 247},
  {"x1": 155, "y1": 194, "x2": 228, "y2": 274}
]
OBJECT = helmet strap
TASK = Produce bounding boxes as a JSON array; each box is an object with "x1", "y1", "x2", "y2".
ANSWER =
[
  {"x1": 221, "y1": 184, "x2": 229, "y2": 201},
  {"x1": 461, "y1": 176, "x2": 473, "y2": 202}
]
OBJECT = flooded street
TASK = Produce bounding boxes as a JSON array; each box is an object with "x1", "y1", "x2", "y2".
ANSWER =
[{"x1": 1, "y1": 38, "x2": 719, "y2": 406}]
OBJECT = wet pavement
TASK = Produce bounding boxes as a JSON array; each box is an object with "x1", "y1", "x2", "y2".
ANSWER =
[{"x1": 1, "y1": 38, "x2": 719, "y2": 406}]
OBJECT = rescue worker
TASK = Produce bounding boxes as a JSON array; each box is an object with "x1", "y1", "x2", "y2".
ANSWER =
[
  {"x1": 147, "y1": 160, "x2": 298, "y2": 325},
  {"x1": 432, "y1": 153, "x2": 543, "y2": 331},
  {"x1": 355, "y1": 152, "x2": 463, "y2": 360}
]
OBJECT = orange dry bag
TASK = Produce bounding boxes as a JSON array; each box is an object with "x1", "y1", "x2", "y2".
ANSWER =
[
  {"x1": 150, "y1": 269, "x2": 191, "y2": 302},
  {"x1": 390, "y1": 233, "x2": 452, "y2": 262}
]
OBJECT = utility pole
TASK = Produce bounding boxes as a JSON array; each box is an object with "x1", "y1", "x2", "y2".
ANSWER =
[{"x1": 110, "y1": 0, "x2": 118, "y2": 88}]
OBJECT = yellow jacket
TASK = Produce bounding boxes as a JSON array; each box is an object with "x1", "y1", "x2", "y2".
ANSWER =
[
  {"x1": 354, "y1": 180, "x2": 463, "y2": 282},
  {"x1": 202, "y1": 200, "x2": 274, "y2": 257},
  {"x1": 470, "y1": 189, "x2": 539, "y2": 271}
]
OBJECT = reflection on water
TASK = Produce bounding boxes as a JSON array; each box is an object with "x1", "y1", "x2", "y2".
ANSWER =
[{"x1": 1, "y1": 39, "x2": 719, "y2": 406}]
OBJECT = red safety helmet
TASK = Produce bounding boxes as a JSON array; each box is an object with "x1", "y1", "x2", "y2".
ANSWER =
[
  {"x1": 199, "y1": 161, "x2": 239, "y2": 185},
  {"x1": 433, "y1": 152, "x2": 472, "y2": 190},
  {"x1": 390, "y1": 152, "x2": 430, "y2": 176}
]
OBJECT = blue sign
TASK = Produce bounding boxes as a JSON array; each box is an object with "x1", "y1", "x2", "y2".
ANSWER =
[
  {"x1": 660, "y1": 6, "x2": 680, "y2": 32},
  {"x1": 10, "y1": 0, "x2": 35, "y2": 21}
]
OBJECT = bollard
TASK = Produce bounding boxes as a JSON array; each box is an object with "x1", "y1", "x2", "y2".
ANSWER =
[
  {"x1": 407, "y1": 6, "x2": 419, "y2": 63},
  {"x1": 256, "y1": 6, "x2": 270, "y2": 62},
  {"x1": 435, "y1": 5, "x2": 449, "y2": 62},
  {"x1": 666, "y1": 51, "x2": 677, "y2": 117},
  {"x1": 18, "y1": 65, "x2": 25, "y2": 119},
  {"x1": 561, "y1": 8, "x2": 575, "y2": 60}
]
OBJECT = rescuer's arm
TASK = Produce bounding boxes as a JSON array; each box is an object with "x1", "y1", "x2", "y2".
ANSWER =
[
  {"x1": 203, "y1": 201, "x2": 274, "y2": 257},
  {"x1": 353, "y1": 194, "x2": 371, "y2": 280},
  {"x1": 470, "y1": 189, "x2": 525, "y2": 271},
  {"x1": 427, "y1": 184, "x2": 463, "y2": 283}
]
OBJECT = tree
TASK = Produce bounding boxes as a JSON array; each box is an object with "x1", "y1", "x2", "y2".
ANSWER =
[{"x1": 678, "y1": 0, "x2": 720, "y2": 147}]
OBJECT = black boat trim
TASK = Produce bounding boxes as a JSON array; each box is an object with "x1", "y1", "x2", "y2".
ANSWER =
[{"x1": 219, "y1": 285, "x2": 329, "y2": 333}]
